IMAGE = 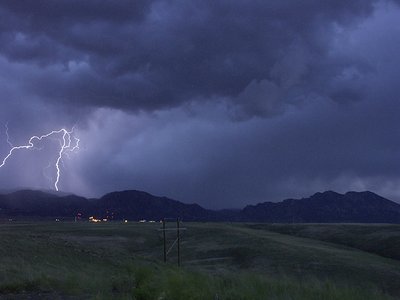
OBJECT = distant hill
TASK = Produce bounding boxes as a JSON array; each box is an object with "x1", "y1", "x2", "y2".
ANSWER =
[
  {"x1": 0, "y1": 190, "x2": 90, "y2": 217},
  {"x1": 94, "y1": 190, "x2": 219, "y2": 221},
  {"x1": 241, "y1": 191, "x2": 400, "y2": 223},
  {"x1": 0, "y1": 189, "x2": 399, "y2": 223},
  {"x1": 0, "y1": 187, "x2": 72, "y2": 197}
]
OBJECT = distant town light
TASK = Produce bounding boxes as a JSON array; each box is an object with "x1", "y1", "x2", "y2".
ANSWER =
[{"x1": 89, "y1": 216, "x2": 101, "y2": 223}]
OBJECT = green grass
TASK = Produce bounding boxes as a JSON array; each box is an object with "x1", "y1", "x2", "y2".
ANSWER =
[
  {"x1": 0, "y1": 221, "x2": 399, "y2": 299},
  {"x1": 248, "y1": 223, "x2": 400, "y2": 260}
]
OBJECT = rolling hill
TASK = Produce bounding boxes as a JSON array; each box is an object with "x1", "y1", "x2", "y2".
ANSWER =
[
  {"x1": 0, "y1": 189, "x2": 399, "y2": 223},
  {"x1": 241, "y1": 191, "x2": 400, "y2": 223}
]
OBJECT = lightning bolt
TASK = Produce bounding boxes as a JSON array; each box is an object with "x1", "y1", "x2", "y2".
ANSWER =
[
  {"x1": 0, "y1": 126, "x2": 80, "y2": 191},
  {"x1": 5, "y1": 123, "x2": 13, "y2": 148}
]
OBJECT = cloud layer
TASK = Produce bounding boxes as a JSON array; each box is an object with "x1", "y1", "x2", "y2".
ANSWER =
[{"x1": 0, "y1": 1, "x2": 399, "y2": 208}]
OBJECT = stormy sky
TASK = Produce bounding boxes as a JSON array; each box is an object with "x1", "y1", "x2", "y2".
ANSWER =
[{"x1": 0, "y1": 0, "x2": 399, "y2": 208}]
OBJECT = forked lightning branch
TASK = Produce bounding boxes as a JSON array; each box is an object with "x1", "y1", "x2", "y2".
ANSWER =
[{"x1": 0, "y1": 125, "x2": 80, "y2": 191}]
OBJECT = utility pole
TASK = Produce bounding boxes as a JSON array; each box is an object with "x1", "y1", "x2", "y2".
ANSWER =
[
  {"x1": 177, "y1": 218, "x2": 180, "y2": 267},
  {"x1": 163, "y1": 219, "x2": 167, "y2": 263},
  {"x1": 159, "y1": 217, "x2": 186, "y2": 266}
]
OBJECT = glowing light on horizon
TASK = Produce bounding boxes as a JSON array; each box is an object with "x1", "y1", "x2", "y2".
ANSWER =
[{"x1": 0, "y1": 125, "x2": 80, "y2": 191}]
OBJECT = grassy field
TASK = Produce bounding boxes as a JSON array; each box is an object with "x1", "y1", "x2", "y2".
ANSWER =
[
  {"x1": 0, "y1": 221, "x2": 399, "y2": 299},
  {"x1": 248, "y1": 223, "x2": 400, "y2": 260}
]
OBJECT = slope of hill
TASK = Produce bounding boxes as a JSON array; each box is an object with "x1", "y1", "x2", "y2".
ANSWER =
[
  {"x1": 241, "y1": 191, "x2": 400, "y2": 223},
  {"x1": 0, "y1": 190, "x2": 90, "y2": 217},
  {"x1": 248, "y1": 223, "x2": 400, "y2": 260},
  {"x1": 0, "y1": 189, "x2": 400, "y2": 223},
  {"x1": 95, "y1": 190, "x2": 219, "y2": 221}
]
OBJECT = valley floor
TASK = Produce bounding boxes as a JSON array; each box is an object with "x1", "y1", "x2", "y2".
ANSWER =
[{"x1": 0, "y1": 221, "x2": 399, "y2": 299}]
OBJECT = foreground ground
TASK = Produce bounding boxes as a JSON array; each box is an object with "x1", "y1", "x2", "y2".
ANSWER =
[{"x1": 0, "y1": 221, "x2": 399, "y2": 299}]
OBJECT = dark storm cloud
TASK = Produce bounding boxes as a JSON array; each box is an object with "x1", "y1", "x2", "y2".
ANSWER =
[
  {"x1": 1, "y1": 0, "x2": 400, "y2": 208},
  {"x1": 0, "y1": 0, "x2": 382, "y2": 116}
]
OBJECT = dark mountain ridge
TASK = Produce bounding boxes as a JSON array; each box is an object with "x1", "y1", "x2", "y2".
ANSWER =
[
  {"x1": 241, "y1": 191, "x2": 400, "y2": 223},
  {"x1": 0, "y1": 189, "x2": 399, "y2": 223},
  {"x1": 95, "y1": 190, "x2": 219, "y2": 221}
]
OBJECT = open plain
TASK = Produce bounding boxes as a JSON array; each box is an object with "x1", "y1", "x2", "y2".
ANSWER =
[{"x1": 0, "y1": 222, "x2": 399, "y2": 299}]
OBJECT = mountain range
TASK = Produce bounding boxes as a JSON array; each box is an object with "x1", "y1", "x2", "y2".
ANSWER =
[{"x1": 0, "y1": 189, "x2": 400, "y2": 223}]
